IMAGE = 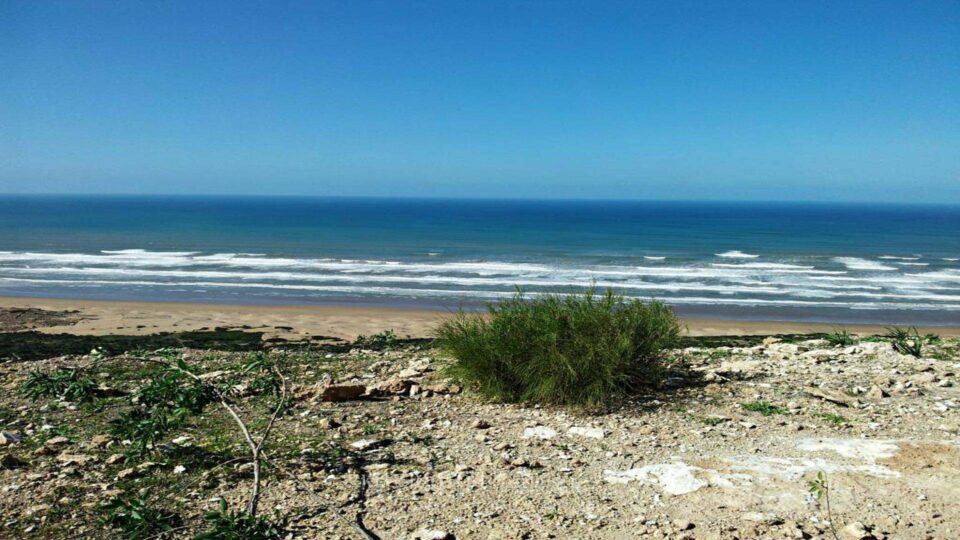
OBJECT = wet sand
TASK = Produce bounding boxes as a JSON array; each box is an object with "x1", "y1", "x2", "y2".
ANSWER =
[{"x1": 3, "y1": 296, "x2": 959, "y2": 340}]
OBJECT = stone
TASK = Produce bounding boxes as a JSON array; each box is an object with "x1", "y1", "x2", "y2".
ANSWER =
[
  {"x1": 410, "y1": 529, "x2": 453, "y2": 540},
  {"x1": 865, "y1": 385, "x2": 889, "y2": 400},
  {"x1": 424, "y1": 382, "x2": 461, "y2": 395},
  {"x1": 105, "y1": 453, "x2": 125, "y2": 465},
  {"x1": 116, "y1": 467, "x2": 139, "y2": 480},
  {"x1": 567, "y1": 426, "x2": 607, "y2": 439},
  {"x1": 44, "y1": 436, "x2": 70, "y2": 447},
  {"x1": 398, "y1": 367, "x2": 423, "y2": 379},
  {"x1": 0, "y1": 431, "x2": 22, "y2": 445},
  {"x1": 471, "y1": 419, "x2": 491, "y2": 429},
  {"x1": 522, "y1": 426, "x2": 557, "y2": 440},
  {"x1": 318, "y1": 417, "x2": 341, "y2": 430},
  {"x1": 741, "y1": 512, "x2": 782, "y2": 525},
  {"x1": 350, "y1": 439, "x2": 383, "y2": 452},
  {"x1": 56, "y1": 452, "x2": 96, "y2": 466},
  {"x1": 368, "y1": 378, "x2": 415, "y2": 396},
  {"x1": 839, "y1": 521, "x2": 872, "y2": 539},
  {"x1": 89, "y1": 434, "x2": 113, "y2": 447},
  {"x1": 804, "y1": 387, "x2": 859, "y2": 408},
  {"x1": 317, "y1": 382, "x2": 367, "y2": 402},
  {"x1": 673, "y1": 519, "x2": 694, "y2": 530}
]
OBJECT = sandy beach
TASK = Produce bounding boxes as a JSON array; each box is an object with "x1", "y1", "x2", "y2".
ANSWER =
[{"x1": 3, "y1": 295, "x2": 958, "y2": 340}]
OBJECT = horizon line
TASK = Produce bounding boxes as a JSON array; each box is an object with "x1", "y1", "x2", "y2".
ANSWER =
[{"x1": 1, "y1": 192, "x2": 960, "y2": 207}]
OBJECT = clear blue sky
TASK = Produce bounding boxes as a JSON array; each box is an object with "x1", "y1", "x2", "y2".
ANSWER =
[{"x1": 1, "y1": 1, "x2": 958, "y2": 202}]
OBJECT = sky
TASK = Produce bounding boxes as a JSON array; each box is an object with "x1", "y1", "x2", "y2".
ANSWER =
[{"x1": 1, "y1": 1, "x2": 958, "y2": 202}]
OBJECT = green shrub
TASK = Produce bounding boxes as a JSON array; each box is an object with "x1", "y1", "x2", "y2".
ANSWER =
[
  {"x1": 353, "y1": 329, "x2": 399, "y2": 350},
  {"x1": 436, "y1": 289, "x2": 680, "y2": 406},
  {"x1": 825, "y1": 328, "x2": 856, "y2": 347},
  {"x1": 99, "y1": 490, "x2": 181, "y2": 539},
  {"x1": 195, "y1": 499, "x2": 285, "y2": 539},
  {"x1": 110, "y1": 368, "x2": 214, "y2": 455},
  {"x1": 21, "y1": 367, "x2": 97, "y2": 402}
]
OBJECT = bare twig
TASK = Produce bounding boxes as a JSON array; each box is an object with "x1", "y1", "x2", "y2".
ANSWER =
[{"x1": 135, "y1": 354, "x2": 286, "y2": 518}]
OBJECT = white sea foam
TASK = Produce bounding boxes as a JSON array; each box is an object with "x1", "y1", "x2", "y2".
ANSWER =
[
  {"x1": 716, "y1": 251, "x2": 759, "y2": 259},
  {"x1": 1, "y1": 249, "x2": 957, "y2": 314},
  {"x1": 832, "y1": 257, "x2": 897, "y2": 271},
  {"x1": 3, "y1": 277, "x2": 958, "y2": 312}
]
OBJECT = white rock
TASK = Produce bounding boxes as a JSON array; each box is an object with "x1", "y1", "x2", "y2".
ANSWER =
[
  {"x1": 567, "y1": 426, "x2": 607, "y2": 439},
  {"x1": 522, "y1": 426, "x2": 557, "y2": 440},
  {"x1": 350, "y1": 439, "x2": 381, "y2": 451}
]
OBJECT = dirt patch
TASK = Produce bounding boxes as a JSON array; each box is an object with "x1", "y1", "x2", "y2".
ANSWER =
[
  {"x1": 880, "y1": 442, "x2": 960, "y2": 474},
  {"x1": 0, "y1": 307, "x2": 82, "y2": 332}
]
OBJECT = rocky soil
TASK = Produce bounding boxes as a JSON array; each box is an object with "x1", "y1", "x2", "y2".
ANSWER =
[{"x1": 1, "y1": 333, "x2": 958, "y2": 539}]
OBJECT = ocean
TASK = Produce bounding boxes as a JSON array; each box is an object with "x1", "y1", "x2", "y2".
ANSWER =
[{"x1": 1, "y1": 195, "x2": 958, "y2": 325}]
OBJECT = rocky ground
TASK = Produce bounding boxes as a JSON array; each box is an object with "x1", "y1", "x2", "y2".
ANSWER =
[{"x1": 1, "y1": 331, "x2": 958, "y2": 539}]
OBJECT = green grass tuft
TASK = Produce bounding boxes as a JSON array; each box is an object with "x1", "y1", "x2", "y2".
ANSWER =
[
  {"x1": 742, "y1": 400, "x2": 789, "y2": 416},
  {"x1": 885, "y1": 326, "x2": 924, "y2": 357},
  {"x1": 825, "y1": 328, "x2": 856, "y2": 347},
  {"x1": 436, "y1": 288, "x2": 680, "y2": 407}
]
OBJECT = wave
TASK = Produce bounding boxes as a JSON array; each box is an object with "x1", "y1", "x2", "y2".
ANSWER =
[
  {"x1": 832, "y1": 257, "x2": 897, "y2": 271},
  {"x1": 1, "y1": 249, "x2": 958, "y2": 313},
  {"x1": 716, "y1": 250, "x2": 759, "y2": 259},
  {"x1": 3, "y1": 276, "x2": 958, "y2": 311}
]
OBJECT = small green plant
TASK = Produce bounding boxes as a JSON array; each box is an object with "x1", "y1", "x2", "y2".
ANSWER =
[
  {"x1": 886, "y1": 327, "x2": 924, "y2": 357},
  {"x1": 110, "y1": 369, "x2": 214, "y2": 455},
  {"x1": 362, "y1": 422, "x2": 386, "y2": 435},
  {"x1": 742, "y1": 401, "x2": 789, "y2": 416},
  {"x1": 109, "y1": 409, "x2": 171, "y2": 456},
  {"x1": 701, "y1": 416, "x2": 728, "y2": 426},
  {"x1": 99, "y1": 490, "x2": 181, "y2": 539},
  {"x1": 353, "y1": 329, "x2": 399, "y2": 350},
  {"x1": 136, "y1": 371, "x2": 214, "y2": 419},
  {"x1": 808, "y1": 471, "x2": 840, "y2": 540},
  {"x1": 21, "y1": 367, "x2": 98, "y2": 402},
  {"x1": 814, "y1": 412, "x2": 849, "y2": 425},
  {"x1": 825, "y1": 328, "x2": 856, "y2": 347},
  {"x1": 705, "y1": 349, "x2": 733, "y2": 360},
  {"x1": 437, "y1": 288, "x2": 680, "y2": 407},
  {"x1": 195, "y1": 498, "x2": 286, "y2": 539}
]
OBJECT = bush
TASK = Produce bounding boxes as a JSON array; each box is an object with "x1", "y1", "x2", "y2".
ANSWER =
[
  {"x1": 353, "y1": 329, "x2": 399, "y2": 350},
  {"x1": 21, "y1": 367, "x2": 97, "y2": 402},
  {"x1": 99, "y1": 490, "x2": 181, "y2": 539},
  {"x1": 436, "y1": 289, "x2": 680, "y2": 406}
]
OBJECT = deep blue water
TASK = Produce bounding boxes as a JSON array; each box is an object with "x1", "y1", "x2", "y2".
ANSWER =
[{"x1": 1, "y1": 195, "x2": 958, "y2": 324}]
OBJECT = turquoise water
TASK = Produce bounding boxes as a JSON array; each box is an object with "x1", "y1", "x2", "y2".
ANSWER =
[{"x1": 0, "y1": 195, "x2": 958, "y2": 325}]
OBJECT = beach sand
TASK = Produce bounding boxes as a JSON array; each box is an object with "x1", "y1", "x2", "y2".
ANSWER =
[{"x1": 3, "y1": 296, "x2": 958, "y2": 339}]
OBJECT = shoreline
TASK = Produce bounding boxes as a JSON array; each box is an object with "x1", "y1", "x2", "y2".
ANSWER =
[{"x1": 3, "y1": 295, "x2": 960, "y2": 339}]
